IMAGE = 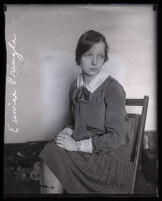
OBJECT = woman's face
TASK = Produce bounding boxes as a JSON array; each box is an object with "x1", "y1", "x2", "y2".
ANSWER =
[{"x1": 80, "y1": 41, "x2": 105, "y2": 78}]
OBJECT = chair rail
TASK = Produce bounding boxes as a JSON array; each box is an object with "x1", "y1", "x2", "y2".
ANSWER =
[{"x1": 126, "y1": 96, "x2": 149, "y2": 106}]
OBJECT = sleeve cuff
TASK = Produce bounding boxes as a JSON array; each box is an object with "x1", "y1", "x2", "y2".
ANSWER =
[{"x1": 79, "y1": 138, "x2": 93, "y2": 153}]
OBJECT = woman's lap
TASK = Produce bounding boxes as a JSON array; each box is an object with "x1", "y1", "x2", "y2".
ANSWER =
[{"x1": 39, "y1": 141, "x2": 133, "y2": 193}]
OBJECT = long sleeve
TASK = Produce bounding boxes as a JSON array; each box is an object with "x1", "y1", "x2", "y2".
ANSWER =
[
  {"x1": 91, "y1": 81, "x2": 127, "y2": 153},
  {"x1": 63, "y1": 81, "x2": 75, "y2": 130},
  {"x1": 66, "y1": 101, "x2": 74, "y2": 129}
]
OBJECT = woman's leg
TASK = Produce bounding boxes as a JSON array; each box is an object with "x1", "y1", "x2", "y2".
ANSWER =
[{"x1": 40, "y1": 160, "x2": 63, "y2": 194}]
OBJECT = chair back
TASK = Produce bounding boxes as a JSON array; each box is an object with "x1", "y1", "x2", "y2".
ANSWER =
[{"x1": 125, "y1": 96, "x2": 149, "y2": 194}]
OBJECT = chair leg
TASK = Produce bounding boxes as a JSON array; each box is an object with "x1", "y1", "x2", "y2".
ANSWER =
[{"x1": 40, "y1": 161, "x2": 63, "y2": 194}]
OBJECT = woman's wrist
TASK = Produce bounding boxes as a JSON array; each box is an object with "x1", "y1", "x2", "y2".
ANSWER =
[{"x1": 76, "y1": 138, "x2": 93, "y2": 153}]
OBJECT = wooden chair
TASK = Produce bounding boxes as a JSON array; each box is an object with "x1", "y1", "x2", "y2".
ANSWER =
[{"x1": 125, "y1": 96, "x2": 149, "y2": 194}]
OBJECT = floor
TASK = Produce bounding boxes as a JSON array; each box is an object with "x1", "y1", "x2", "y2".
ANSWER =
[
  {"x1": 134, "y1": 166, "x2": 158, "y2": 196},
  {"x1": 4, "y1": 166, "x2": 158, "y2": 197}
]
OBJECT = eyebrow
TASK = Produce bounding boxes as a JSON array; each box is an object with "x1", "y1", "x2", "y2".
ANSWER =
[{"x1": 85, "y1": 52, "x2": 105, "y2": 55}]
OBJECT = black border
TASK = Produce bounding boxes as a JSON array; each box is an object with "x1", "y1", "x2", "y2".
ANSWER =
[{"x1": 1, "y1": 0, "x2": 160, "y2": 199}]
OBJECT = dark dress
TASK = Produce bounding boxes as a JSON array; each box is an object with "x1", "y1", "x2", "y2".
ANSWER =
[{"x1": 39, "y1": 75, "x2": 134, "y2": 194}]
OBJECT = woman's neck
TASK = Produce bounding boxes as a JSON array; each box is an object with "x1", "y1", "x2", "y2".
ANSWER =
[{"x1": 82, "y1": 73, "x2": 98, "y2": 85}]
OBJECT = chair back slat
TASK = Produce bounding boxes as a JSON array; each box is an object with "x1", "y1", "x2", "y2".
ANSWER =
[
  {"x1": 126, "y1": 99, "x2": 144, "y2": 106},
  {"x1": 127, "y1": 113, "x2": 141, "y2": 163}
]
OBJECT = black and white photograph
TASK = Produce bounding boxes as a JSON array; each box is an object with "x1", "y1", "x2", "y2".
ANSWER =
[{"x1": 4, "y1": 4, "x2": 158, "y2": 196}]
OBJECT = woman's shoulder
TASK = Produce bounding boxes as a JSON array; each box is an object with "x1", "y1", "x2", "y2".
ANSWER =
[
  {"x1": 69, "y1": 78, "x2": 77, "y2": 95},
  {"x1": 105, "y1": 75, "x2": 126, "y2": 96},
  {"x1": 70, "y1": 78, "x2": 77, "y2": 89}
]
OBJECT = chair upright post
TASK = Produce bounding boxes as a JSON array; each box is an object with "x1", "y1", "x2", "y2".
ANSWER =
[{"x1": 130, "y1": 96, "x2": 149, "y2": 194}]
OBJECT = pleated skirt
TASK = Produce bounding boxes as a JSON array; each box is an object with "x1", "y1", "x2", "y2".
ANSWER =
[{"x1": 39, "y1": 141, "x2": 134, "y2": 194}]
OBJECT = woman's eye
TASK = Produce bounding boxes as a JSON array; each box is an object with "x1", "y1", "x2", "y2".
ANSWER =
[
  {"x1": 98, "y1": 55, "x2": 104, "y2": 58},
  {"x1": 85, "y1": 54, "x2": 92, "y2": 58},
  {"x1": 84, "y1": 54, "x2": 104, "y2": 59}
]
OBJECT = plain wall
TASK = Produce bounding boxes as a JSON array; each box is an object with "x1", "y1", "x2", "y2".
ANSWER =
[{"x1": 5, "y1": 5, "x2": 157, "y2": 143}]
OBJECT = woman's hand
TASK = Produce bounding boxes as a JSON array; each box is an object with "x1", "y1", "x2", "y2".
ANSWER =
[
  {"x1": 61, "y1": 127, "x2": 73, "y2": 136},
  {"x1": 53, "y1": 127, "x2": 73, "y2": 142},
  {"x1": 56, "y1": 133, "x2": 77, "y2": 151}
]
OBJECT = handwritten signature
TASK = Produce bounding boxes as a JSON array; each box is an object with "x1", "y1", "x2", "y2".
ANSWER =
[{"x1": 7, "y1": 33, "x2": 24, "y2": 133}]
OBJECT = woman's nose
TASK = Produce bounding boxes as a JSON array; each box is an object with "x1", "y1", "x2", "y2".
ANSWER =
[{"x1": 91, "y1": 55, "x2": 97, "y2": 66}]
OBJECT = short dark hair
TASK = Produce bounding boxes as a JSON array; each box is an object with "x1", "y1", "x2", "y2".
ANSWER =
[{"x1": 75, "y1": 30, "x2": 109, "y2": 65}]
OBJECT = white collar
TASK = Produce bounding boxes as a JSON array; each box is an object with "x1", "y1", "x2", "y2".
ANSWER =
[{"x1": 77, "y1": 70, "x2": 110, "y2": 93}]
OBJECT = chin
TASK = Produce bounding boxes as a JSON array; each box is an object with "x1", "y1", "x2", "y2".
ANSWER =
[
  {"x1": 83, "y1": 70, "x2": 100, "y2": 77},
  {"x1": 90, "y1": 70, "x2": 100, "y2": 75}
]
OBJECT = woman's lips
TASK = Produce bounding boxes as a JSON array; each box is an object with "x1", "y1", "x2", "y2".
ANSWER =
[{"x1": 89, "y1": 68, "x2": 98, "y2": 72}]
